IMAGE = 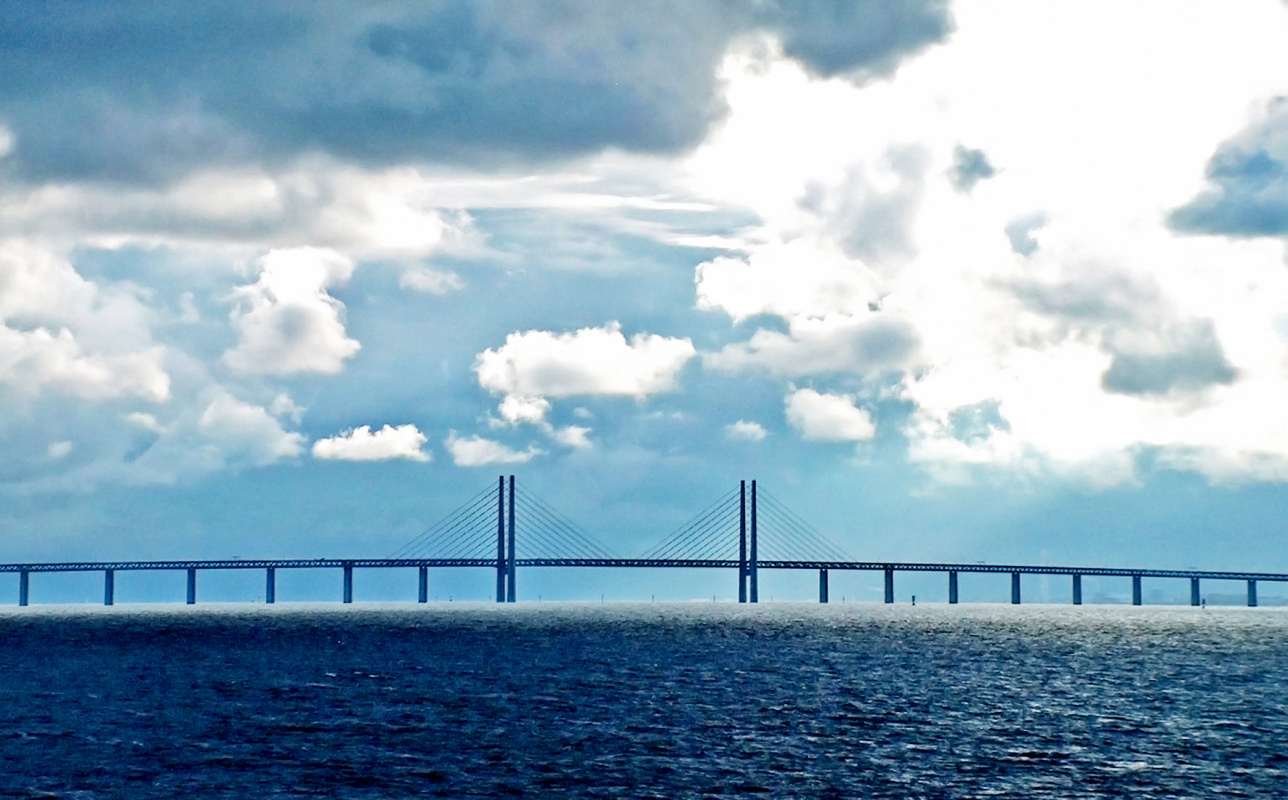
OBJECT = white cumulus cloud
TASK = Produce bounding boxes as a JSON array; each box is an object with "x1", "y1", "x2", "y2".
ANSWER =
[
  {"x1": 476, "y1": 321, "x2": 696, "y2": 399},
  {"x1": 725, "y1": 420, "x2": 768, "y2": 441},
  {"x1": 785, "y1": 388, "x2": 875, "y2": 442},
  {"x1": 222, "y1": 247, "x2": 360, "y2": 375},
  {"x1": 0, "y1": 242, "x2": 170, "y2": 402},
  {"x1": 313, "y1": 424, "x2": 430, "y2": 462},
  {"x1": 445, "y1": 432, "x2": 544, "y2": 467}
]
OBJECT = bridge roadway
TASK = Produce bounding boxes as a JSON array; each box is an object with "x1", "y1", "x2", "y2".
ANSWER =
[{"x1": 3, "y1": 558, "x2": 1286, "y2": 607}]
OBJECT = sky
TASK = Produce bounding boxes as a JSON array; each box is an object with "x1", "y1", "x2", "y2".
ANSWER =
[{"x1": 4, "y1": 0, "x2": 1288, "y2": 604}]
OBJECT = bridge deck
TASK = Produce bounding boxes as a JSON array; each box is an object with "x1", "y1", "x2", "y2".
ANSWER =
[{"x1": 2, "y1": 559, "x2": 1287, "y2": 583}]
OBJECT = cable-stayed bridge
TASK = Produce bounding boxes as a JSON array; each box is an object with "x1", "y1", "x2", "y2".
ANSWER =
[{"x1": 3, "y1": 476, "x2": 1287, "y2": 607}]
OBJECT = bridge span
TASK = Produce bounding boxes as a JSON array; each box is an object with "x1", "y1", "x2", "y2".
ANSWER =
[{"x1": 3, "y1": 478, "x2": 1281, "y2": 607}]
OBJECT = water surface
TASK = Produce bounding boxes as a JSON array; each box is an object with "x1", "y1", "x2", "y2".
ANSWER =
[{"x1": 2, "y1": 603, "x2": 1284, "y2": 798}]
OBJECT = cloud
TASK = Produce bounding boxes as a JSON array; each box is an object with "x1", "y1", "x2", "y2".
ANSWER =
[
  {"x1": 947, "y1": 144, "x2": 996, "y2": 192},
  {"x1": 1101, "y1": 319, "x2": 1238, "y2": 398},
  {"x1": 476, "y1": 321, "x2": 695, "y2": 399},
  {"x1": 725, "y1": 420, "x2": 768, "y2": 441},
  {"x1": 1169, "y1": 97, "x2": 1288, "y2": 237},
  {"x1": 196, "y1": 391, "x2": 306, "y2": 467},
  {"x1": 399, "y1": 265, "x2": 464, "y2": 295},
  {"x1": 1006, "y1": 265, "x2": 1239, "y2": 398},
  {"x1": 695, "y1": 242, "x2": 879, "y2": 323},
  {"x1": 802, "y1": 146, "x2": 930, "y2": 266},
  {"x1": 492, "y1": 393, "x2": 593, "y2": 449},
  {"x1": 548, "y1": 425, "x2": 592, "y2": 449},
  {"x1": 0, "y1": 241, "x2": 170, "y2": 401},
  {"x1": 706, "y1": 313, "x2": 919, "y2": 377},
  {"x1": 785, "y1": 388, "x2": 875, "y2": 442},
  {"x1": 496, "y1": 394, "x2": 552, "y2": 426},
  {"x1": 1003, "y1": 212, "x2": 1049, "y2": 257},
  {"x1": 0, "y1": 328, "x2": 170, "y2": 402},
  {"x1": 0, "y1": 1, "x2": 953, "y2": 185},
  {"x1": 222, "y1": 247, "x2": 360, "y2": 375},
  {"x1": 0, "y1": 164, "x2": 478, "y2": 259},
  {"x1": 757, "y1": 0, "x2": 954, "y2": 81},
  {"x1": 312, "y1": 424, "x2": 430, "y2": 462},
  {"x1": 445, "y1": 432, "x2": 543, "y2": 467}
]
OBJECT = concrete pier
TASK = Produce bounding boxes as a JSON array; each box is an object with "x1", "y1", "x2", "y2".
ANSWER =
[
  {"x1": 418, "y1": 566, "x2": 428, "y2": 603},
  {"x1": 948, "y1": 570, "x2": 958, "y2": 604},
  {"x1": 186, "y1": 568, "x2": 197, "y2": 605},
  {"x1": 1072, "y1": 574, "x2": 1082, "y2": 605},
  {"x1": 1191, "y1": 577, "x2": 1200, "y2": 606},
  {"x1": 1010, "y1": 572, "x2": 1021, "y2": 604},
  {"x1": 1132, "y1": 575, "x2": 1142, "y2": 606},
  {"x1": 266, "y1": 567, "x2": 276, "y2": 604},
  {"x1": 1248, "y1": 579, "x2": 1257, "y2": 607},
  {"x1": 104, "y1": 569, "x2": 114, "y2": 606},
  {"x1": 19, "y1": 569, "x2": 28, "y2": 607},
  {"x1": 883, "y1": 567, "x2": 894, "y2": 604},
  {"x1": 818, "y1": 568, "x2": 828, "y2": 603},
  {"x1": 342, "y1": 563, "x2": 353, "y2": 603}
]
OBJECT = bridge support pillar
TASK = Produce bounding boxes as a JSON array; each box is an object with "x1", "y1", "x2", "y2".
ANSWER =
[
  {"x1": 948, "y1": 571, "x2": 958, "y2": 604},
  {"x1": 818, "y1": 569, "x2": 828, "y2": 604},
  {"x1": 738, "y1": 480, "x2": 747, "y2": 603},
  {"x1": 506, "y1": 475, "x2": 516, "y2": 603},
  {"x1": 1010, "y1": 572, "x2": 1021, "y2": 605},
  {"x1": 418, "y1": 567, "x2": 428, "y2": 603},
  {"x1": 1248, "y1": 579, "x2": 1257, "y2": 607},
  {"x1": 1132, "y1": 575, "x2": 1142, "y2": 606},
  {"x1": 496, "y1": 476, "x2": 506, "y2": 604},
  {"x1": 19, "y1": 569, "x2": 28, "y2": 607},
  {"x1": 104, "y1": 569, "x2": 114, "y2": 606},
  {"x1": 749, "y1": 480, "x2": 758, "y2": 603},
  {"x1": 883, "y1": 568, "x2": 894, "y2": 604},
  {"x1": 343, "y1": 563, "x2": 353, "y2": 604},
  {"x1": 266, "y1": 568, "x2": 276, "y2": 604},
  {"x1": 1072, "y1": 574, "x2": 1082, "y2": 605},
  {"x1": 1190, "y1": 577, "x2": 1200, "y2": 606},
  {"x1": 187, "y1": 568, "x2": 197, "y2": 605}
]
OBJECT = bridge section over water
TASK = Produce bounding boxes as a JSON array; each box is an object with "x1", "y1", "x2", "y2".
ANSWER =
[{"x1": 4, "y1": 478, "x2": 1283, "y2": 607}]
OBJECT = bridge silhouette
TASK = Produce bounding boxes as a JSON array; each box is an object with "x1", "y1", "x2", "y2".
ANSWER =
[{"x1": 3, "y1": 476, "x2": 1285, "y2": 608}]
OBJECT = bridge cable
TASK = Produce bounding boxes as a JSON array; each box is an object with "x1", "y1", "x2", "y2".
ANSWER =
[
  {"x1": 399, "y1": 499, "x2": 498, "y2": 559},
  {"x1": 389, "y1": 483, "x2": 497, "y2": 558},
  {"x1": 638, "y1": 487, "x2": 740, "y2": 560},
  {"x1": 757, "y1": 490, "x2": 850, "y2": 561},
  {"x1": 390, "y1": 485, "x2": 492, "y2": 557},
  {"x1": 646, "y1": 496, "x2": 740, "y2": 561},
  {"x1": 514, "y1": 487, "x2": 616, "y2": 559}
]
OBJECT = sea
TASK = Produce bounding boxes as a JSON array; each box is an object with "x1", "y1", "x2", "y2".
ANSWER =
[{"x1": 1, "y1": 603, "x2": 1285, "y2": 799}]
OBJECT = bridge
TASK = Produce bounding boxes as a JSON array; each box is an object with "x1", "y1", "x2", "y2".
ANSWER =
[{"x1": 3, "y1": 477, "x2": 1284, "y2": 608}]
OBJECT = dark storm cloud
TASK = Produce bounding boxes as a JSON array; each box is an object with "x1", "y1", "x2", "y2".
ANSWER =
[
  {"x1": 1101, "y1": 320, "x2": 1238, "y2": 398},
  {"x1": 1168, "y1": 98, "x2": 1288, "y2": 237},
  {"x1": 0, "y1": 0, "x2": 953, "y2": 186},
  {"x1": 947, "y1": 144, "x2": 995, "y2": 192}
]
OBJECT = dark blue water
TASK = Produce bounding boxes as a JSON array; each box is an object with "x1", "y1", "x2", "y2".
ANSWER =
[{"x1": 2, "y1": 603, "x2": 1285, "y2": 798}]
